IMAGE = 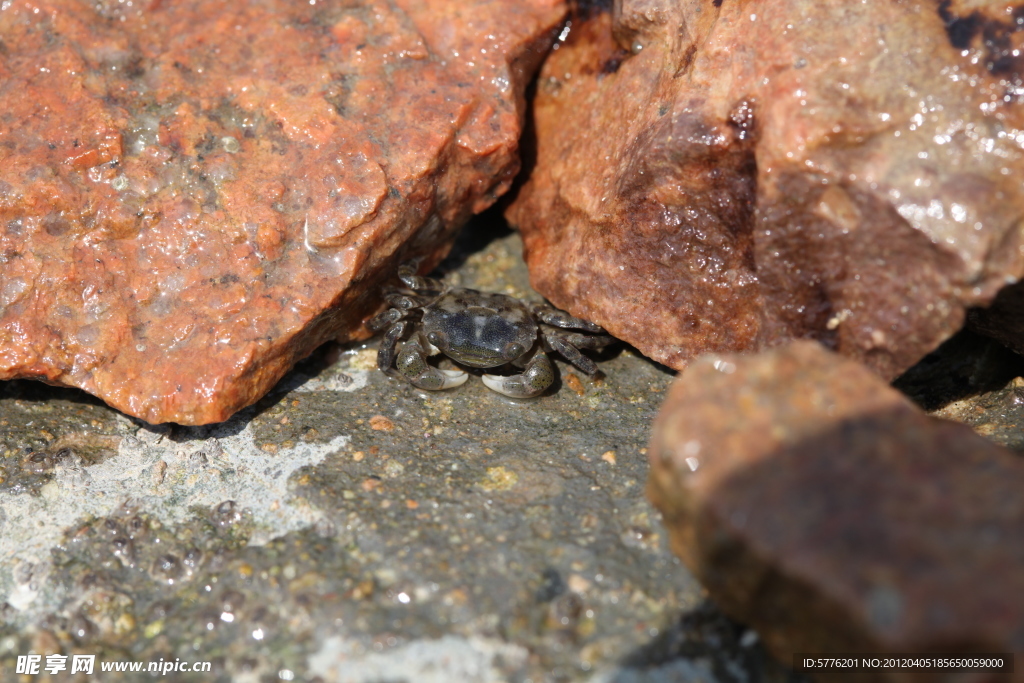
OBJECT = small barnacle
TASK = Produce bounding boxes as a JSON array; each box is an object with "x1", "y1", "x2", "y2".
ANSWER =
[{"x1": 24, "y1": 451, "x2": 53, "y2": 474}]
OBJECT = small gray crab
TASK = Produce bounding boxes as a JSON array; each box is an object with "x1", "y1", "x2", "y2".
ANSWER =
[{"x1": 368, "y1": 263, "x2": 614, "y2": 398}]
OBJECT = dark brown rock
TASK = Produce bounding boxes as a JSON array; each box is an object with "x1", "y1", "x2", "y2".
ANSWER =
[
  {"x1": 647, "y1": 340, "x2": 1024, "y2": 681},
  {"x1": 506, "y1": 0, "x2": 1024, "y2": 380},
  {"x1": 0, "y1": 0, "x2": 564, "y2": 424}
]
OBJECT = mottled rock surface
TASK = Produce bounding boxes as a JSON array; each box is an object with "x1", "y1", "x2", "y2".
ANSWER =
[
  {"x1": 0, "y1": 225, "x2": 806, "y2": 683},
  {"x1": 647, "y1": 341, "x2": 1024, "y2": 680},
  {"x1": 0, "y1": 0, "x2": 564, "y2": 424},
  {"x1": 506, "y1": 0, "x2": 1024, "y2": 379}
]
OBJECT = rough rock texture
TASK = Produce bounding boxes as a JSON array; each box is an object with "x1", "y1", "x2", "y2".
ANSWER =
[
  {"x1": 0, "y1": 227, "x2": 808, "y2": 683},
  {"x1": 0, "y1": 0, "x2": 564, "y2": 424},
  {"x1": 506, "y1": 0, "x2": 1024, "y2": 379},
  {"x1": 647, "y1": 340, "x2": 1024, "y2": 681}
]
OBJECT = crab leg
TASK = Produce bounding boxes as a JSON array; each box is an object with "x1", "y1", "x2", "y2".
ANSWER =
[
  {"x1": 482, "y1": 352, "x2": 554, "y2": 398},
  {"x1": 548, "y1": 329, "x2": 616, "y2": 350},
  {"x1": 384, "y1": 292, "x2": 426, "y2": 311},
  {"x1": 546, "y1": 335, "x2": 599, "y2": 375},
  {"x1": 369, "y1": 307, "x2": 404, "y2": 332},
  {"x1": 376, "y1": 320, "x2": 408, "y2": 373},
  {"x1": 396, "y1": 334, "x2": 468, "y2": 390},
  {"x1": 398, "y1": 263, "x2": 444, "y2": 293},
  {"x1": 530, "y1": 303, "x2": 605, "y2": 333}
]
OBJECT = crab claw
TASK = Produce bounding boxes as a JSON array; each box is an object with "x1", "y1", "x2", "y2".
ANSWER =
[
  {"x1": 404, "y1": 363, "x2": 468, "y2": 391},
  {"x1": 396, "y1": 342, "x2": 468, "y2": 390},
  {"x1": 482, "y1": 353, "x2": 554, "y2": 398},
  {"x1": 428, "y1": 368, "x2": 470, "y2": 390},
  {"x1": 395, "y1": 337, "x2": 468, "y2": 390}
]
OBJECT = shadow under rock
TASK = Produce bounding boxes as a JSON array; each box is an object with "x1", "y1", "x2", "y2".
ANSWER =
[
  {"x1": 159, "y1": 341, "x2": 352, "y2": 442},
  {"x1": 0, "y1": 368, "x2": 282, "y2": 439},
  {"x1": 0, "y1": 378, "x2": 109, "y2": 408},
  {"x1": 613, "y1": 600, "x2": 809, "y2": 683},
  {"x1": 433, "y1": 205, "x2": 515, "y2": 277},
  {"x1": 893, "y1": 327, "x2": 1024, "y2": 411}
]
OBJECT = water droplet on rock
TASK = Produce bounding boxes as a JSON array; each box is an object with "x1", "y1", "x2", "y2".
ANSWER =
[
  {"x1": 182, "y1": 547, "x2": 203, "y2": 569},
  {"x1": 151, "y1": 554, "x2": 182, "y2": 585},
  {"x1": 550, "y1": 592, "x2": 584, "y2": 630},
  {"x1": 69, "y1": 613, "x2": 97, "y2": 643},
  {"x1": 214, "y1": 500, "x2": 241, "y2": 527},
  {"x1": 221, "y1": 590, "x2": 245, "y2": 614},
  {"x1": 147, "y1": 600, "x2": 174, "y2": 620}
]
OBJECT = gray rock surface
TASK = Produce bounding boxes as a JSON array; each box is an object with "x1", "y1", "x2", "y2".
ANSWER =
[{"x1": 0, "y1": 221, "x2": 803, "y2": 682}]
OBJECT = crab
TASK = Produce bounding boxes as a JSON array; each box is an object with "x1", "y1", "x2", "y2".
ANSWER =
[{"x1": 368, "y1": 263, "x2": 615, "y2": 398}]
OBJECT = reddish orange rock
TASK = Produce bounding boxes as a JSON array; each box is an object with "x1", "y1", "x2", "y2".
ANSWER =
[
  {"x1": 0, "y1": 0, "x2": 564, "y2": 424},
  {"x1": 648, "y1": 341, "x2": 1024, "y2": 680},
  {"x1": 506, "y1": 0, "x2": 1024, "y2": 380}
]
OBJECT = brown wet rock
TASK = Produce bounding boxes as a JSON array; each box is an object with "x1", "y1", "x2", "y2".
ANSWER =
[
  {"x1": 506, "y1": 0, "x2": 1024, "y2": 380},
  {"x1": 0, "y1": 0, "x2": 565, "y2": 424},
  {"x1": 647, "y1": 340, "x2": 1024, "y2": 679}
]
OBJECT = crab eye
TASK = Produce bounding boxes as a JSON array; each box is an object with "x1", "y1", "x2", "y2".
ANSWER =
[
  {"x1": 503, "y1": 342, "x2": 525, "y2": 360},
  {"x1": 427, "y1": 331, "x2": 445, "y2": 347}
]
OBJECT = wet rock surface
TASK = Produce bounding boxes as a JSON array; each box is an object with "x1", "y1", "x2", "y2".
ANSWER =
[
  {"x1": 648, "y1": 341, "x2": 1024, "y2": 679},
  {"x1": 506, "y1": 0, "x2": 1024, "y2": 379},
  {"x1": 0, "y1": 0, "x2": 563, "y2": 425},
  {"x1": 0, "y1": 225, "x2": 806, "y2": 683}
]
